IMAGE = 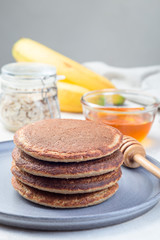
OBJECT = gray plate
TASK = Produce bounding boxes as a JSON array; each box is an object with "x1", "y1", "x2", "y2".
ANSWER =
[{"x1": 0, "y1": 141, "x2": 160, "y2": 231}]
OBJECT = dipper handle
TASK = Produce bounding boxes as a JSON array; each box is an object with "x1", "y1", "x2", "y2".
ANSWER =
[{"x1": 120, "y1": 135, "x2": 160, "y2": 179}]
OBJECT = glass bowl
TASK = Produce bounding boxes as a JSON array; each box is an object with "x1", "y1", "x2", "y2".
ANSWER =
[{"x1": 81, "y1": 89, "x2": 159, "y2": 141}]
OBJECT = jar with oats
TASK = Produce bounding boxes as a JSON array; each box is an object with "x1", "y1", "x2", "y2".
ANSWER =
[{"x1": 0, "y1": 62, "x2": 61, "y2": 132}]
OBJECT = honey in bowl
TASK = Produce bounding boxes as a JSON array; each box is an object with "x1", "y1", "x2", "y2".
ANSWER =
[
  {"x1": 87, "y1": 108, "x2": 152, "y2": 142},
  {"x1": 81, "y1": 90, "x2": 159, "y2": 142}
]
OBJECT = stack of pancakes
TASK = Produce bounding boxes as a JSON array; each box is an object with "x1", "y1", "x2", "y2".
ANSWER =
[{"x1": 11, "y1": 119, "x2": 123, "y2": 208}]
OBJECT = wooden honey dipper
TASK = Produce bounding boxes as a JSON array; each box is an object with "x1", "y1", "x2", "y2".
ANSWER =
[{"x1": 120, "y1": 135, "x2": 160, "y2": 178}]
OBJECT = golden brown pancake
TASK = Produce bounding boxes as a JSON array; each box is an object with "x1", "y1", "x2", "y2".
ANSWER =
[
  {"x1": 11, "y1": 162, "x2": 122, "y2": 194},
  {"x1": 12, "y1": 177, "x2": 119, "y2": 208},
  {"x1": 14, "y1": 119, "x2": 123, "y2": 162},
  {"x1": 12, "y1": 147, "x2": 123, "y2": 179}
]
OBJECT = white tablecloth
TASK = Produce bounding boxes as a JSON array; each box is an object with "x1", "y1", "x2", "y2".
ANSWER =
[{"x1": 0, "y1": 112, "x2": 160, "y2": 240}]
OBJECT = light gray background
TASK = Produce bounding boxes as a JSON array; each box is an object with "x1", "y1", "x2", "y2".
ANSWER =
[{"x1": 0, "y1": 0, "x2": 160, "y2": 68}]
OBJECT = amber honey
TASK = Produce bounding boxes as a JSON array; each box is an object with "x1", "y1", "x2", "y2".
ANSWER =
[{"x1": 87, "y1": 108, "x2": 153, "y2": 141}]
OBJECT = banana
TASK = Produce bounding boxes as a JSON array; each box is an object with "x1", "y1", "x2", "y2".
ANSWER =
[
  {"x1": 57, "y1": 81, "x2": 89, "y2": 113},
  {"x1": 12, "y1": 38, "x2": 115, "y2": 90}
]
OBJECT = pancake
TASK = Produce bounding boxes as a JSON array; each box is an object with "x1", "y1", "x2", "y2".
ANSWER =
[
  {"x1": 14, "y1": 119, "x2": 123, "y2": 162},
  {"x1": 11, "y1": 162, "x2": 122, "y2": 194},
  {"x1": 12, "y1": 147, "x2": 123, "y2": 179},
  {"x1": 12, "y1": 177, "x2": 119, "y2": 208}
]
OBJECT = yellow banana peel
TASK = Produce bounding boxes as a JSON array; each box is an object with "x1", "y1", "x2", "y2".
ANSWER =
[
  {"x1": 57, "y1": 81, "x2": 89, "y2": 113},
  {"x1": 12, "y1": 38, "x2": 115, "y2": 91},
  {"x1": 12, "y1": 38, "x2": 115, "y2": 113}
]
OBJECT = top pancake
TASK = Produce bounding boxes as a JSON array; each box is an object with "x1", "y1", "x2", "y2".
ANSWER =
[{"x1": 14, "y1": 119, "x2": 123, "y2": 162}]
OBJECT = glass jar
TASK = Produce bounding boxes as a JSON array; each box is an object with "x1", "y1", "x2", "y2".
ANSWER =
[{"x1": 0, "y1": 62, "x2": 61, "y2": 132}]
